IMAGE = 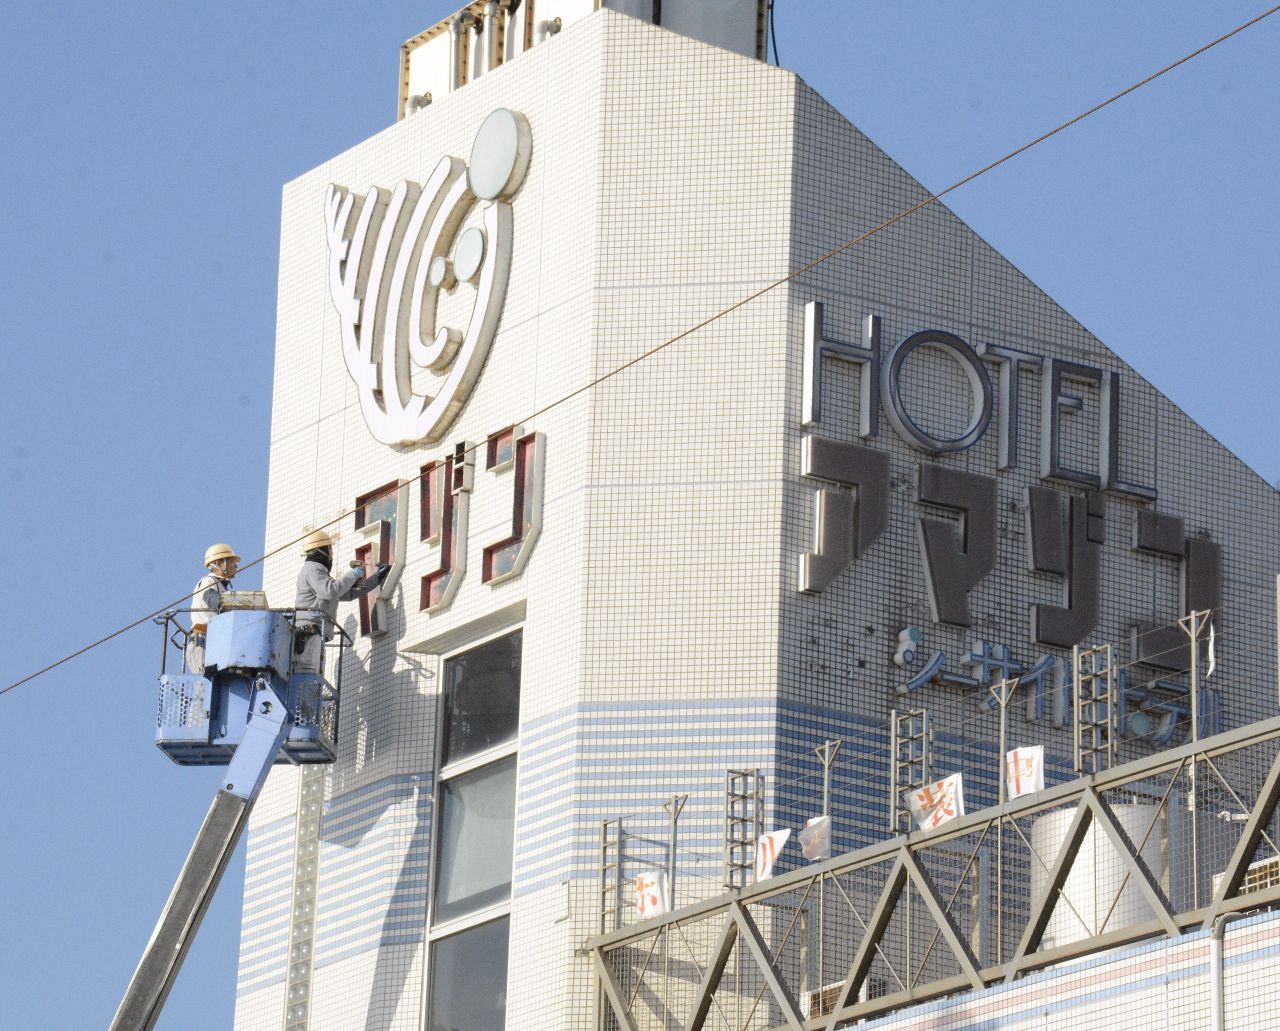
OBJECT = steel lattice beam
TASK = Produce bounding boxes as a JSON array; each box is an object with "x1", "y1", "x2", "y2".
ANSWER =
[{"x1": 590, "y1": 713, "x2": 1280, "y2": 1031}]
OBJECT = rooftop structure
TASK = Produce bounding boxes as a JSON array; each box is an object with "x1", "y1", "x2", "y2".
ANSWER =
[{"x1": 397, "y1": 0, "x2": 766, "y2": 117}]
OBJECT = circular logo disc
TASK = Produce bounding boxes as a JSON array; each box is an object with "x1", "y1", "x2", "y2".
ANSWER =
[{"x1": 468, "y1": 108, "x2": 531, "y2": 201}]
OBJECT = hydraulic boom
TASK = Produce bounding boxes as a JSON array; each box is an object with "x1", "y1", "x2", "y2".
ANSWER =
[{"x1": 108, "y1": 608, "x2": 344, "y2": 1031}]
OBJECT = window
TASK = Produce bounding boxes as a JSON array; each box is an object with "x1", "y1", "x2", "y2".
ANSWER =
[
  {"x1": 441, "y1": 632, "x2": 521, "y2": 765},
  {"x1": 427, "y1": 629, "x2": 521, "y2": 1029},
  {"x1": 426, "y1": 917, "x2": 509, "y2": 1031},
  {"x1": 433, "y1": 756, "x2": 516, "y2": 923}
]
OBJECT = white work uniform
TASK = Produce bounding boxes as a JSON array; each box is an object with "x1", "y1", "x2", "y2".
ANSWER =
[
  {"x1": 293, "y1": 559, "x2": 369, "y2": 674},
  {"x1": 185, "y1": 573, "x2": 231, "y2": 673}
]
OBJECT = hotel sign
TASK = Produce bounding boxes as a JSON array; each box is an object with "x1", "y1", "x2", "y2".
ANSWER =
[{"x1": 800, "y1": 300, "x2": 1220, "y2": 662}]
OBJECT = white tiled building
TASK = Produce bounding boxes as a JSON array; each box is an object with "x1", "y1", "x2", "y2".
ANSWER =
[{"x1": 235, "y1": 4, "x2": 1280, "y2": 1028}]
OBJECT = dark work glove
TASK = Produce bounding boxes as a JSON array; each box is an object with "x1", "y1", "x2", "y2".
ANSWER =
[
  {"x1": 374, "y1": 563, "x2": 392, "y2": 584},
  {"x1": 294, "y1": 624, "x2": 317, "y2": 654}
]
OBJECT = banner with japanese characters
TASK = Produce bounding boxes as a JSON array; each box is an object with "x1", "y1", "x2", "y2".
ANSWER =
[
  {"x1": 906, "y1": 774, "x2": 965, "y2": 832},
  {"x1": 634, "y1": 871, "x2": 669, "y2": 920},
  {"x1": 1005, "y1": 746, "x2": 1045, "y2": 800},
  {"x1": 755, "y1": 828, "x2": 792, "y2": 881},
  {"x1": 798, "y1": 815, "x2": 831, "y2": 861}
]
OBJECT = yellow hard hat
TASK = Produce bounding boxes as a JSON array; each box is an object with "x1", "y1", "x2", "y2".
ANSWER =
[
  {"x1": 204, "y1": 543, "x2": 240, "y2": 567},
  {"x1": 300, "y1": 529, "x2": 336, "y2": 554}
]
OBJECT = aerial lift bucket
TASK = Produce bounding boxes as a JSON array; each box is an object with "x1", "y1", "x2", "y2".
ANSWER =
[{"x1": 109, "y1": 609, "x2": 349, "y2": 1031}]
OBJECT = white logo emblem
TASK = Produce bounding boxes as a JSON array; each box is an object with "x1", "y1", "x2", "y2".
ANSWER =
[{"x1": 325, "y1": 109, "x2": 531, "y2": 446}]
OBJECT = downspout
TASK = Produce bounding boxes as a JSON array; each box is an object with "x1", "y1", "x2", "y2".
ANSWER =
[
  {"x1": 1210, "y1": 912, "x2": 1248, "y2": 1031},
  {"x1": 483, "y1": 2, "x2": 501, "y2": 73},
  {"x1": 449, "y1": 13, "x2": 476, "y2": 92}
]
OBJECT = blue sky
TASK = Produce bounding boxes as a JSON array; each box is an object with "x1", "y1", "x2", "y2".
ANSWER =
[{"x1": 1, "y1": 3, "x2": 1276, "y2": 1028}]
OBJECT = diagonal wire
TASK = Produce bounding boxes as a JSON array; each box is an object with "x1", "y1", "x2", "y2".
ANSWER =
[{"x1": 4, "y1": 4, "x2": 1278, "y2": 698}]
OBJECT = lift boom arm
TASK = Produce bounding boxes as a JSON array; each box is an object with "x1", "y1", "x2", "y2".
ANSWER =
[{"x1": 109, "y1": 678, "x2": 293, "y2": 1031}]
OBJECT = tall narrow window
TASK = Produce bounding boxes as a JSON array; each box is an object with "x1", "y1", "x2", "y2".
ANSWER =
[
  {"x1": 426, "y1": 917, "x2": 510, "y2": 1031},
  {"x1": 428, "y1": 629, "x2": 521, "y2": 1029},
  {"x1": 433, "y1": 756, "x2": 516, "y2": 923}
]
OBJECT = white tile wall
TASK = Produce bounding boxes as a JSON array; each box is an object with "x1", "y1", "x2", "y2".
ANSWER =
[{"x1": 237, "y1": 8, "x2": 1280, "y2": 1030}]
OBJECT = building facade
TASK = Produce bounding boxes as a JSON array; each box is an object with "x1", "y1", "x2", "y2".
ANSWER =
[{"x1": 234, "y1": 5, "x2": 1280, "y2": 1029}]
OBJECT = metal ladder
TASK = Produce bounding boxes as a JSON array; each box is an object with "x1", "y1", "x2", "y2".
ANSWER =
[
  {"x1": 724, "y1": 768, "x2": 764, "y2": 889},
  {"x1": 1074, "y1": 644, "x2": 1117, "y2": 774},
  {"x1": 890, "y1": 708, "x2": 931, "y2": 833}
]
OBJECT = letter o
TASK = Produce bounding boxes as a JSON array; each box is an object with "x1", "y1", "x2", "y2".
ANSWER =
[{"x1": 883, "y1": 331, "x2": 992, "y2": 454}]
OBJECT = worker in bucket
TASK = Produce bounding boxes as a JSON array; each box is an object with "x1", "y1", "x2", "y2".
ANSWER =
[
  {"x1": 293, "y1": 529, "x2": 390, "y2": 674},
  {"x1": 186, "y1": 543, "x2": 241, "y2": 673}
]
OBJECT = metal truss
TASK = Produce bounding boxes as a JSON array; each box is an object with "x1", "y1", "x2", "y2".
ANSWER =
[{"x1": 590, "y1": 713, "x2": 1280, "y2": 1031}]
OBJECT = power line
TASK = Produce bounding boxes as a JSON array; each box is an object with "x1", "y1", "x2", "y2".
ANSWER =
[
  {"x1": 4, "y1": 4, "x2": 1278, "y2": 697},
  {"x1": 0, "y1": 523, "x2": 336, "y2": 696}
]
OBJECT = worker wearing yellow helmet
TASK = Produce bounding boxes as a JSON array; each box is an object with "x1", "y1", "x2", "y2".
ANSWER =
[
  {"x1": 293, "y1": 528, "x2": 389, "y2": 673},
  {"x1": 186, "y1": 543, "x2": 241, "y2": 673}
]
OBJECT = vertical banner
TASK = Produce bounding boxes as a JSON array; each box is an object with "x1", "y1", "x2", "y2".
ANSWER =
[
  {"x1": 798, "y1": 815, "x2": 831, "y2": 861},
  {"x1": 906, "y1": 774, "x2": 965, "y2": 831},
  {"x1": 634, "y1": 871, "x2": 669, "y2": 921},
  {"x1": 1005, "y1": 746, "x2": 1045, "y2": 800},
  {"x1": 755, "y1": 829, "x2": 792, "y2": 882}
]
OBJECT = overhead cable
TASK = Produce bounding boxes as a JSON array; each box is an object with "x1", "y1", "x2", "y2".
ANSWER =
[{"x1": 4, "y1": 4, "x2": 1277, "y2": 697}]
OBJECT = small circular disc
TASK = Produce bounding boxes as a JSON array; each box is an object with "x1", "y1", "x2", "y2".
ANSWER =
[
  {"x1": 427, "y1": 255, "x2": 452, "y2": 289},
  {"x1": 453, "y1": 227, "x2": 486, "y2": 283}
]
